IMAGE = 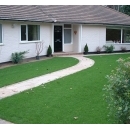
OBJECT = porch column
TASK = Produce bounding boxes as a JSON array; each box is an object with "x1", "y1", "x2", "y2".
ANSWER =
[{"x1": 79, "y1": 24, "x2": 82, "y2": 53}]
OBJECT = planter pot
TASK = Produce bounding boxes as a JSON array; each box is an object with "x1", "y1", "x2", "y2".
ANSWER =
[
  {"x1": 47, "y1": 54, "x2": 53, "y2": 57},
  {"x1": 36, "y1": 56, "x2": 40, "y2": 60}
]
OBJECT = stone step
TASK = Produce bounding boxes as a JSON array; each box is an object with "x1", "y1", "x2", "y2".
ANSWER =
[{"x1": 53, "y1": 52, "x2": 83, "y2": 56}]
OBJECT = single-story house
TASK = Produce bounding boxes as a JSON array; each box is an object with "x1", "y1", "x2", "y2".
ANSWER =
[{"x1": 0, "y1": 5, "x2": 130, "y2": 63}]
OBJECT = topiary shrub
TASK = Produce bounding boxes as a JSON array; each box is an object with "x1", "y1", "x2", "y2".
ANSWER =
[
  {"x1": 103, "y1": 45, "x2": 115, "y2": 53},
  {"x1": 11, "y1": 50, "x2": 29, "y2": 64},
  {"x1": 103, "y1": 57, "x2": 130, "y2": 124},
  {"x1": 84, "y1": 43, "x2": 89, "y2": 54},
  {"x1": 47, "y1": 45, "x2": 52, "y2": 57}
]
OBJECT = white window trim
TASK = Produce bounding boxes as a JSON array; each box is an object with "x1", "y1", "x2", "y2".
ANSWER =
[
  {"x1": 106, "y1": 27, "x2": 130, "y2": 44},
  {"x1": 0, "y1": 43, "x2": 4, "y2": 46},
  {"x1": 20, "y1": 24, "x2": 40, "y2": 43},
  {"x1": 20, "y1": 40, "x2": 41, "y2": 44},
  {"x1": 64, "y1": 24, "x2": 73, "y2": 44},
  {"x1": 122, "y1": 28, "x2": 130, "y2": 44},
  {"x1": 0, "y1": 23, "x2": 3, "y2": 45},
  {"x1": 121, "y1": 28, "x2": 123, "y2": 44},
  {"x1": 106, "y1": 27, "x2": 121, "y2": 44}
]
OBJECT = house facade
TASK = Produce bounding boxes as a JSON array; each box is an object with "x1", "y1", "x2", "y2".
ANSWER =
[{"x1": 0, "y1": 5, "x2": 130, "y2": 63}]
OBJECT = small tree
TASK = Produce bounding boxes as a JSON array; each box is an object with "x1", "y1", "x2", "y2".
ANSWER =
[
  {"x1": 103, "y1": 57, "x2": 130, "y2": 124},
  {"x1": 47, "y1": 45, "x2": 52, "y2": 57},
  {"x1": 84, "y1": 43, "x2": 88, "y2": 54},
  {"x1": 35, "y1": 41, "x2": 44, "y2": 60}
]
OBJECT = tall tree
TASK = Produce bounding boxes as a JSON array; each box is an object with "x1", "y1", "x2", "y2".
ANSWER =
[
  {"x1": 122, "y1": 5, "x2": 130, "y2": 16},
  {"x1": 106, "y1": 5, "x2": 120, "y2": 11},
  {"x1": 106, "y1": 5, "x2": 130, "y2": 16}
]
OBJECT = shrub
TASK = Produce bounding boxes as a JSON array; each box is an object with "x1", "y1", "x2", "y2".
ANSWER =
[
  {"x1": 103, "y1": 45, "x2": 114, "y2": 53},
  {"x1": 96, "y1": 46, "x2": 102, "y2": 53},
  {"x1": 47, "y1": 45, "x2": 52, "y2": 57},
  {"x1": 120, "y1": 46, "x2": 126, "y2": 52},
  {"x1": 11, "y1": 51, "x2": 29, "y2": 64},
  {"x1": 84, "y1": 43, "x2": 89, "y2": 54},
  {"x1": 103, "y1": 57, "x2": 130, "y2": 124}
]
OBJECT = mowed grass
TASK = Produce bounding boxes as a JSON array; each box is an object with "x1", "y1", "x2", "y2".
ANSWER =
[
  {"x1": 0, "y1": 54, "x2": 130, "y2": 124},
  {"x1": 0, "y1": 57, "x2": 79, "y2": 88}
]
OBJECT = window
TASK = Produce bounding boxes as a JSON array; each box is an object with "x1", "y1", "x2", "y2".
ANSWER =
[
  {"x1": 21, "y1": 25, "x2": 26, "y2": 41},
  {"x1": 64, "y1": 24, "x2": 72, "y2": 44},
  {"x1": 122, "y1": 29, "x2": 130, "y2": 43},
  {"x1": 106, "y1": 27, "x2": 130, "y2": 44},
  {"x1": 21, "y1": 25, "x2": 40, "y2": 41},
  {"x1": 0, "y1": 24, "x2": 2, "y2": 43},
  {"x1": 106, "y1": 28, "x2": 121, "y2": 43}
]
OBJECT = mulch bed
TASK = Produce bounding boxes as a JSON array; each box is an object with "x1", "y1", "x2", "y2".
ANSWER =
[{"x1": 0, "y1": 56, "x2": 52, "y2": 69}]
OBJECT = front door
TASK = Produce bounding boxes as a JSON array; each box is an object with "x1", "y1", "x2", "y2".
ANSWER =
[{"x1": 54, "y1": 26, "x2": 62, "y2": 52}]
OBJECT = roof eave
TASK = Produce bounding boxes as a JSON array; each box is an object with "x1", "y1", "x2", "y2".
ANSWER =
[
  {"x1": 0, "y1": 18, "x2": 53, "y2": 23},
  {"x1": 1, "y1": 18, "x2": 130, "y2": 27},
  {"x1": 53, "y1": 21, "x2": 130, "y2": 26}
]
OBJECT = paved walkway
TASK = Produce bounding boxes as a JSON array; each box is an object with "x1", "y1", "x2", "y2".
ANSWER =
[
  {"x1": 0, "y1": 119, "x2": 13, "y2": 124},
  {"x1": 0, "y1": 55, "x2": 94, "y2": 99},
  {"x1": 0, "y1": 55, "x2": 94, "y2": 124}
]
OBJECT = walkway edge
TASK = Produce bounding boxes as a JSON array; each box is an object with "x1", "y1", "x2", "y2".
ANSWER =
[{"x1": 0, "y1": 119, "x2": 13, "y2": 124}]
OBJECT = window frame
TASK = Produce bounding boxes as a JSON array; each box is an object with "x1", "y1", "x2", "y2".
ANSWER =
[
  {"x1": 106, "y1": 27, "x2": 121, "y2": 44},
  {"x1": 0, "y1": 23, "x2": 3, "y2": 45},
  {"x1": 122, "y1": 28, "x2": 130, "y2": 44},
  {"x1": 64, "y1": 24, "x2": 73, "y2": 44},
  {"x1": 106, "y1": 26, "x2": 130, "y2": 44},
  {"x1": 20, "y1": 24, "x2": 40, "y2": 43}
]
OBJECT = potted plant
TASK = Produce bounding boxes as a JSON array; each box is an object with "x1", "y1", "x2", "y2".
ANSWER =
[
  {"x1": 84, "y1": 43, "x2": 89, "y2": 54},
  {"x1": 96, "y1": 46, "x2": 102, "y2": 54},
  {"x1": 47, "y1": 45, "x2": 52, "y2": 57}
]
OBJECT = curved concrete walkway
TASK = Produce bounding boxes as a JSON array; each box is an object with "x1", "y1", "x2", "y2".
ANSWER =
[
  {"x1": 0, "y1": 55, "x2": 94, "y2": 124},
  {"x1": 0, "y1": 119, "x2": 13, "y2": 124},
  {"x1": 0, "y1": 55, "x2": 94, "y2": 100}
]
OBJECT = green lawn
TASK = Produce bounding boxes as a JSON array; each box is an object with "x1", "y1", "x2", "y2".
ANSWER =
[
  {"x1": 0, "y1": 53, "x2": 130, "y2": 124},
  {"x1": 0, "y1": 57, "x2": 78, "y2": 88}
]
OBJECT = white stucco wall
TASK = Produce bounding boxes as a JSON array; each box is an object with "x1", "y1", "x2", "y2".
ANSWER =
[
  {"x1": 114, "y1": 44, "x2": 130, "y2": 51},
  {"x1": 82, "y1": 25, "x2": 130, "y2": 52},
  {"x1": 1, "y1": 22, "x2": 130, "y2": 63},
  {"x1": 82, "y1": 25, "x2": 106, "y2": 52},
  {"x1": 73, "y1": 25, "x2": 80, "y2": 52},
  {"x1": 0, "y1": 21, "x2": 52, "y2": 63}
]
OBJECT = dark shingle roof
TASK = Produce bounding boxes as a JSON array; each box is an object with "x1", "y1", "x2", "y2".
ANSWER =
[
  {"x1": 0, "y1": 5, "x2": 51, "y2": 22},
  {"x1": 0, "y1": 5, "x2": 130, "y2": 26}
]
